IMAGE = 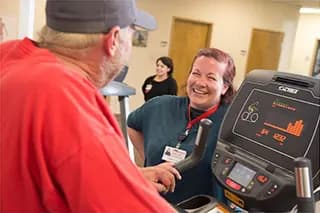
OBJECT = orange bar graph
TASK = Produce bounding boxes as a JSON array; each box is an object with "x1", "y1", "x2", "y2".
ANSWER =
[{"x1": 264, "y1": 120, "x2": 304, "y2": 137}]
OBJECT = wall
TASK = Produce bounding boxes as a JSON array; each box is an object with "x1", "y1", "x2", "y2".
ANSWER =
[
  {"x1": 3, "y1": 0, "x2": 317, "y2": 113},
  {"x1": 0, "y1": 0, "x2": 19, "y2": 41},
  {"x1": 289, "y1": 14, "x2": 320, "y2": 76},
  {"x1": 33, "y1": 0, "x2": 46, "y2": 39},
  {"x1": 125, "y1": 0, "x2": 300, "y2": 111}
]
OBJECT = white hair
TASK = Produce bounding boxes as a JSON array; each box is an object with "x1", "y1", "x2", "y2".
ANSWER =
[{"x1": 37, "y1": 25, "x2": 133, "y2": 88}]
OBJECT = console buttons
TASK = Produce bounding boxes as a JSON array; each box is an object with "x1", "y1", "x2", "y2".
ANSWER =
[
  {"x1": 271, "y1": 183, "x2": 278, "y2": 190},
  {"x1": 223, "y1": 157, "x2": 233, "y2": 164},
  {"x1": 213, "y1": 153, "x2": 220, "y2": 167},
  {"x1": 257, "y1": 175, "x2": 269, "y2": 184},
  {"x1": 215, "y1": 153, "x2": 220, "y2": 159},
  {"x1": 265, "y1": 183, "x2": 279, "y2": 196},
  {"x1": 247, "y1": 181, "x2": 255, "y2": 191},
  {"x1": 212, "y1": 160, "x2": 218, "y2": 167},
  {"x1": 226, "y1": 178, "x2": 241, "y2": 191},
  {"x1": 222, "y1": 167, "x2": 230, "y2": 176}
]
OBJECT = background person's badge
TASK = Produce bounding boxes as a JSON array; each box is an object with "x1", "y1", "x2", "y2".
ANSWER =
[
  {"x1": 145, "y1": 84, "x2": 152, "y2": 92},
  {"x1": 161, "y1": 146, "x2": 187, "y2": 163}
]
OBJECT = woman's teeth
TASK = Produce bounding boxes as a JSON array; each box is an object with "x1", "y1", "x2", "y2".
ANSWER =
[{"x1": 193, "y1": 88, "x2": 206, "y2": 95}]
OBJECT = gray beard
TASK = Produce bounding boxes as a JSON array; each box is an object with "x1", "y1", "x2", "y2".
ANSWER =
[
  {"x1": 98, "y1": 49, "x2": 124, "y2": 88},
  {"x1": 98, "y1": 32, "x2": 131, "y2": 88}
]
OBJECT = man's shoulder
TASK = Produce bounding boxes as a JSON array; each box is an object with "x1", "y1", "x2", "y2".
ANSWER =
[
  {"x1": 17, "y1": 59, "x2": 98, "y2": 106},
  {"x1": 0, "y1": 39, "x2": 23, "y2": 66},
  {"x1": 0, "y1": 39, "x2": 20, "y2": 50},
  {"x1": 37, "y1": 60, "x2": 95, "y2": 89}
]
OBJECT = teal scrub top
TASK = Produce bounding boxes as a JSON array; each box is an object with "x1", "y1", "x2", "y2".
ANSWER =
[{"x1": 127, "y1": 95, "x2": 229, "y2": 204}]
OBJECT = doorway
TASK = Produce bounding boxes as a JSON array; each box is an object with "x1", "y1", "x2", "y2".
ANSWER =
[
  {"x1": 246, "y1": 28, "x2": 284, "y2": 75},
  {"x1": 169, "y1": 17, "x2": 212, "y2": 96}
]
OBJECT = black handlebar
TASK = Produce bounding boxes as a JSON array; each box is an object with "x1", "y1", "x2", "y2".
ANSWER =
[{"x1": 175, "y1": 118, "x2": 213, "y2": 173}]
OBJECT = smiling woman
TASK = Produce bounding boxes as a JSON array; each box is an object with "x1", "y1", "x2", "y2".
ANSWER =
[
  {"x1": 187, "y1": 55, "x2": 228, "y2": 110},
  {"x1": 188, "y1": 48, "x2": 237, "y2": 107},
  {"x1": 127, "y1": 47, "x2": 236, "y2": 204},
  {"x1": 141, "y1": 56, "x2": 178, "y2": 102}
]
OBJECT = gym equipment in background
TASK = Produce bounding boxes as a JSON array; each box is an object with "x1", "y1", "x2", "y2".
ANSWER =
[{"x1": 100, "y1": 66, "x2": 136, "y2": 159}]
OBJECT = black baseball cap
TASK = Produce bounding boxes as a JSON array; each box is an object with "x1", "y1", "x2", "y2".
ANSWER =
[{"x1": 46, "y1": 0, "x2": 157, "y2": 33}]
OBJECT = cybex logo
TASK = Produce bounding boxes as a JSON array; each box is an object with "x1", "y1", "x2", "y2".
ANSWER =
[{"x1": 278, "y1": 86, "x2": 299, "y2": 94}]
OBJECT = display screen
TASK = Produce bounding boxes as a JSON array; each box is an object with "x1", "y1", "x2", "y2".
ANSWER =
[
  {"x1": 228, "y1": 163, "x2": 256, "y2": 187},
  {"x1": 233, "y1": 89, "x2": 320, "y2": 160}
]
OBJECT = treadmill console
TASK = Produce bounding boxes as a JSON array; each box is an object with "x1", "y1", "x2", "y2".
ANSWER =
[{"x1": 212, "y1": 70, "x2": 319, "y2": 212}]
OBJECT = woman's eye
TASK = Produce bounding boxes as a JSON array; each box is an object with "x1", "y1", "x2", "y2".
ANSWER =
[{"x1": 208, "y1": 76, "x2": 216, "y2": 81}]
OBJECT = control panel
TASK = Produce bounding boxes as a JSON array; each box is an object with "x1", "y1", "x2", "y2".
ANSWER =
[
  {"x1": 212, "y1": 70, "x2": 319, "y2": 211},
  {"x1": 212, "y1": 143, "x2": 296, "y2": 211}
]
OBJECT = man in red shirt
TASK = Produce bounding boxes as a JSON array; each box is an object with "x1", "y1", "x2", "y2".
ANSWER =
[{"x1": 0, "y1": 0, "x2": 180, "y2": 212}]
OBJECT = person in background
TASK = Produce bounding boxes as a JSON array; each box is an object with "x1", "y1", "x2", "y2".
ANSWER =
[
  {"x1": 128, "y1": 47, "x2": 237, "y2": 204},
  {"x1": 142, "y1": 56, "x2": 178, "y2": 101},
  {"x1": 0, "y1": 0, "x2": 181, "y2": 212}
]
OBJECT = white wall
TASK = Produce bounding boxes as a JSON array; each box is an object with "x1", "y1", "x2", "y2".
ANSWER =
[
  {"x1": 33, "y1": 0, "x2": 46, "y2": 39},
  {"x1": 3, "y1": 0, "x2": 319, "y2": 113},
  {"x1": 18, "y1": 0, "x2": 34, "y2": 38},
  {"x1": 289, "y1": 14, "x2": 320, "y2": 76},
  {"x1": 127, "y1": 0, "x2": 300, "y2": 111},
  {"x1": 0, "y1": 0, "x2": 19, "y2": 41}
]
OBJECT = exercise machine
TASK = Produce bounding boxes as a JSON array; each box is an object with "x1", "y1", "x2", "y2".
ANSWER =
[{"x1": 175, "y1": 70, "x2": 320, "y2": 212}]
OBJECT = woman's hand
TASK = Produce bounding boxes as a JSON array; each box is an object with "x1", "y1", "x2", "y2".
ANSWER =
[{"x1": 140, "y1": 162, "x2": 182, "y2": 193}]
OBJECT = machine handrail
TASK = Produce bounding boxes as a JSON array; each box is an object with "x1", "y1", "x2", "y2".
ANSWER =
[
  {"x1": 175, "y1": 118, "x2": 213, "y2": 173},
  {"x1": 294, "y1": 157, "x2": 315, "y2": 213}
]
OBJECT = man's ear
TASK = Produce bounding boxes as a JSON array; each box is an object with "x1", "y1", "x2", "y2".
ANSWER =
[{"x1": 103, "y1": 26, "x2": 120, "y2": 57}]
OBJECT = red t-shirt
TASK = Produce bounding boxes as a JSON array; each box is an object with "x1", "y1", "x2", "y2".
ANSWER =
[{"x1": 0, "y1": 38, "x2": 175, "y2": 212}]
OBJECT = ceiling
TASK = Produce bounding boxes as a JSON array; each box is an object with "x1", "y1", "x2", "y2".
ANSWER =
[{"x1": 271, "y1": 0, "x2": 320, "y2": 8}]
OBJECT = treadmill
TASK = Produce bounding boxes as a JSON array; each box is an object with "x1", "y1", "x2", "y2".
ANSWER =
[{"x1": 176, "y1": 70, "x2": 319, "y2": 212}]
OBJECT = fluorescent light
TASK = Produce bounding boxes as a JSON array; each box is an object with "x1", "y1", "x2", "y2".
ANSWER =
[{"x1": 299, "y1": 7, "x2": 320, "y2": 14}]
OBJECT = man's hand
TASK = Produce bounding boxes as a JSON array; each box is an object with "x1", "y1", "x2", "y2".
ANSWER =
[{"x1": 140, "y1": 162, "x2": 182, "y2": 193}]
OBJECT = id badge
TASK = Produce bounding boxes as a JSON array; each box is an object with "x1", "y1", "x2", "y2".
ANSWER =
[
  {"x1": 145, "y1": 84, "x2": 152, "y2": 92},
  {"x1": 161, "y1": 146, "x2": 187, "y2": 163}
]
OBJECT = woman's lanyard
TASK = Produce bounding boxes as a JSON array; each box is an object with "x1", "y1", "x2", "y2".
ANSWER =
[{"x1": 176, "y1": 103, "x2": 219, "y2": 148}]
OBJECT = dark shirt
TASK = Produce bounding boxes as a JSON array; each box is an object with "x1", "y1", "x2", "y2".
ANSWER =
[
  {"x1": 127, "y1": 96, "x2": 229, "y2": 204},
  {"x1": 142, "y1": 75, "x2": 177, "y2": 101}
]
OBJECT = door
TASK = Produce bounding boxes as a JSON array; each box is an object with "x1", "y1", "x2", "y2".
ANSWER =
[
  {"x1": 169, "y1": 17, "x2": 212, "y2": 96},
  {"x1": 246, "y1": 29, "x2": 284, "y2": 74}
]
